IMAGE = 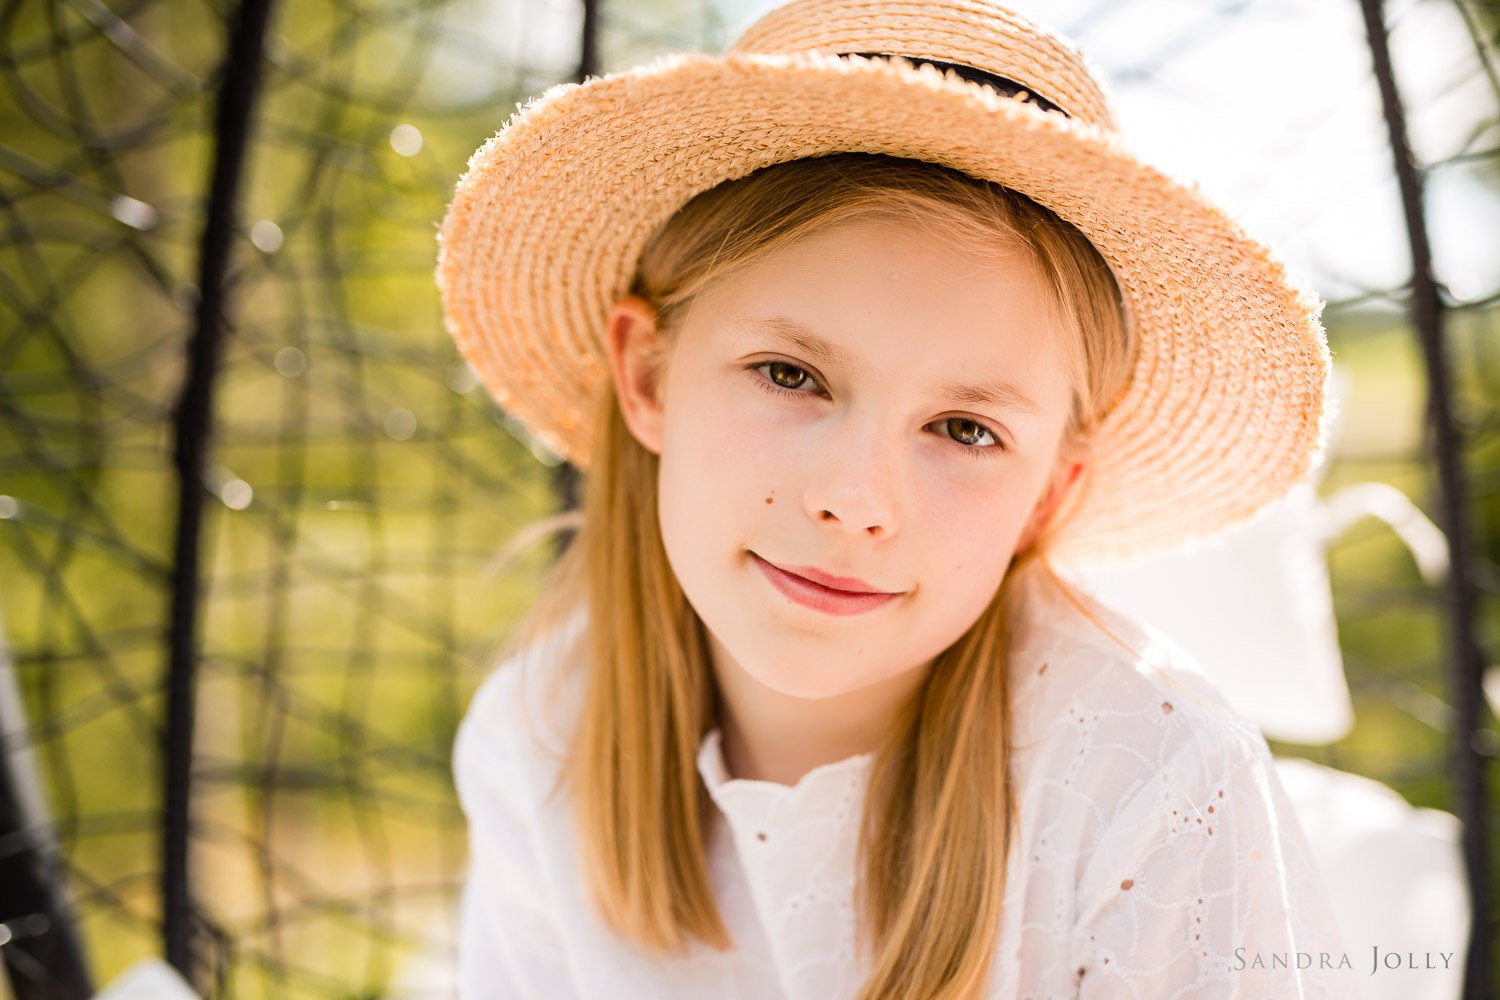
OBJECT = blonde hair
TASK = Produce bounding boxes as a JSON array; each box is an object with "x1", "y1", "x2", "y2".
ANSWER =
[{"x1": 492, "y1": 153, "x2": 1138, "y2": 999}]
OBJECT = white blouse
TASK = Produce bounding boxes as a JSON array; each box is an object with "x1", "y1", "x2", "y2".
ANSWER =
[{"x1": 452, "y1": 560, "x2": 1361, "y2": 998}]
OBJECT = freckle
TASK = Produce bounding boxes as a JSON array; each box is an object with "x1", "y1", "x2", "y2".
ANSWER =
[
  {"x1": 1161, "y1": 701, "x2": 1173, "y2": 714},
  {"x1": 765, "y1": 495, "x2": 774, "y2": 504},
  {"x1": 1120, "y1": 879, "x2": 1133, "y2": 891},
  {"x1": 1207, "y1": 805, "x2": 1214, "y2": 813},
  {"x1": 1039, "y1": 662, "x2": 1048, "y2": 675},
  {"x1": 1250, "y1": 849, "x2": 1261, "y2": 860}
]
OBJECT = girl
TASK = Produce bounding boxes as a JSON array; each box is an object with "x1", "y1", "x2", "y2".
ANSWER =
[{"x1": 436, "y1": 0, "x2": 1355, "y2": 997}]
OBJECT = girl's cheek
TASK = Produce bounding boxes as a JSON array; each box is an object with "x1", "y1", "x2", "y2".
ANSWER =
[
  {"x1": 914, "y1": 454, "x2": 1025, "y2": 540},
  {"x1": 724, "y1": 385, "x2": 806, "y2": 446},
  {"x1": 678, "y1": 386, "x2": 789, "y2": 487}
]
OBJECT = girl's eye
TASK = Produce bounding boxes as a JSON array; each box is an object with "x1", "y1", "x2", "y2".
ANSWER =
[
  {"x1": 939, "y1": 417, "x2": 1006, "y2": 456},
  {"x1": 747, "y1": 361, "x2": 1009, "y2": 457},
  {"x1": 760, "y1": 360, "x2": 815, "y2": 394}
]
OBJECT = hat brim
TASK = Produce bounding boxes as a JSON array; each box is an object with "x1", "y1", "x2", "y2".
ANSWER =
[{"x1": 436, "y1": 50, "x2": 1331, "y2": 567}]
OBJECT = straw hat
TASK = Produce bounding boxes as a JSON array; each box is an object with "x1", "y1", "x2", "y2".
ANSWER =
[{"x1": 435, "y1": 0, "x2": 1333, "y2": 568}]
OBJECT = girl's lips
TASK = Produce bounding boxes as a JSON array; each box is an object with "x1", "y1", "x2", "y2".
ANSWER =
[{"x1": 750, "y1": 552, "x2": 903, "y2": 617}]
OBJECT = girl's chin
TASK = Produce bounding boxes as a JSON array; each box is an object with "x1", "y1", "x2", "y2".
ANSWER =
[{"x1": 730, "y1": 658, "x2": 867, "y2": 700}]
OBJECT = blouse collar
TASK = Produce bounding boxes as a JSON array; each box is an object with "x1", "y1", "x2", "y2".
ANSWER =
[{"x1": 696, "y1": 726, "x2": 876, "y2": 815}]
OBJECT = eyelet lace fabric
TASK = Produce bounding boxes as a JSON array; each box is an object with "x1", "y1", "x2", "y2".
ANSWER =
[{"x1": 453, "y1": 560, "x2": 1360, "y2": 999}]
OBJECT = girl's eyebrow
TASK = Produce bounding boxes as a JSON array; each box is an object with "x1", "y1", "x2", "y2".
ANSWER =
[
  {"x1": 737, "y1": 315, "x2": 859, "y2": 369},
  {"x1": 733, "y1": 315, "x2": 1045, "y2": 418}
]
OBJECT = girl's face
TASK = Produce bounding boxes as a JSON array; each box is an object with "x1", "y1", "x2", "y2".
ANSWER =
[{"x1": 609, "y1": 213, "x2": 1080, "y2": 702}]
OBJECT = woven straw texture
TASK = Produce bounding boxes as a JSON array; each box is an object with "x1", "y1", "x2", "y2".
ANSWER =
[{"x1": 434, "y1": 0, "x2": 1332, "y2": 568}]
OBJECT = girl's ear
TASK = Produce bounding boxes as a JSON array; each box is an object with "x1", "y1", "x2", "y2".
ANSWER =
[
  {"x1": 1017, "y1": 457, "x2": 1086, "y2": 553},
  {"x1": 605, "y1": 295, "x2": 670, "y2": 456}
]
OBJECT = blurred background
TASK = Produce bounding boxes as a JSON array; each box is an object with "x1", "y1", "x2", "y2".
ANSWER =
[{"x1": 0, "y1": 0, "x2": 1497, "y2": 996}]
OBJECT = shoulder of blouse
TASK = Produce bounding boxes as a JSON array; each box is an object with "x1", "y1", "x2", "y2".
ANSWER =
[
  {"x1": 1007, "y1": 563, "x2": 1275, "y2": 824},
  {"x1": 452, "y1": 608, "x2": 588, "y2": 815}
]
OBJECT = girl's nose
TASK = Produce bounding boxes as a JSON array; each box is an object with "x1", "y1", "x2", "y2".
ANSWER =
[{"x1": 801, "y1": 421, "x2": 902, "y2": 539}]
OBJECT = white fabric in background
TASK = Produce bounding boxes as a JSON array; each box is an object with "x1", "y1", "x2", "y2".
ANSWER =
[
  {"x1": 95, "y1": 960, "x2": 201, "y2": 1000},
  {"x1": 1274, "y1": 758, "x2": 1469, "y2": 1000}
]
